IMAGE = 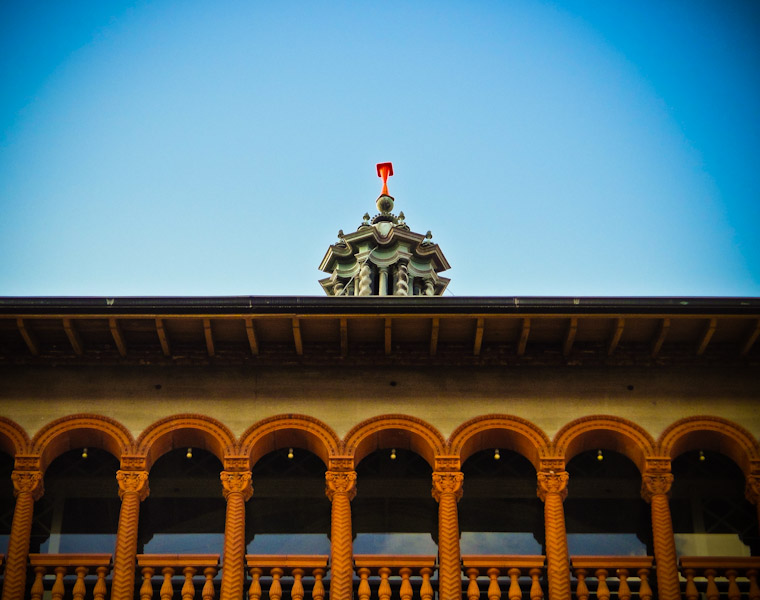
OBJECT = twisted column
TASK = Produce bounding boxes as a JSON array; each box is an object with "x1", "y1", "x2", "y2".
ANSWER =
[
  {"x1": 358, "y1": 262, "x2": 372, "y2": 296},
  {"x1": 537, "y1": 470, "x2": 571, "y2": 600},
  {"x1": 2, "y1": 470, "x2": 44, "y2": 600},
  {"x1": 220, "y1": 471, "x2": 253, "y2": 600},
  {"x1": 641, "y1": 471, "x2": 680, "y2": 600},
  {"x1": 394, "y1": 261, "x2": 409, "y2": 296},
  {"x1": 745, "y1": 475, "x2": 760, "y2": 537},
  {"x1": 326, "y1": 470, "x2": 357, "y2": 600},
  {"x1": 111, "y1": 470, "x2": 149, "y2": 600},
  {"x1": 432, "y1": 471, "x2": 464, "y2": 600}
]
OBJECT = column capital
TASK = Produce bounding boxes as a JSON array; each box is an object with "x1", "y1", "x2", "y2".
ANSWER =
[
  {"x1": 431, "y1": 471, "x2": 463, "y2": 503},
  {"x1": 536, "y1": 470, "x2": 568, "y2": 502},
  {"x1": 116, "y1": 470, "x2": 150, "y2": 501},
  {"x1": 641, "y1": 471, "x2": 673, "y2": 502},
  {"x1": 325, "y1": 470, "x2": 357, "y2": 501},
  {"x1": 745, "y1": 475, "x2": 760, "y2": 505},
  {"x1": 220, "y1": 470, "x2": 253, "y2": 501},
  {"x1": 11, "y1": 470, "x2": 44, "y2": 500}
]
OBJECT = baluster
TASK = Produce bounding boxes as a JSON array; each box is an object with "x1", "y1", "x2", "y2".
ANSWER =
[
  {"x1": 529, "y1": 568, "x2": 543, "y2": 600},
  {"x1": 73, "y1": 565, "x2": 88, "y2": 600},
  {"x1": 508, "y1": 568, "x2": 521, "y2": 600},
  {"x1": 94, "y1": 565, "x2": 109, "y2": 600},
  {"x1": 400, "y1": 567, "x2": 413, "y2": 600},
  {"x1": 358, "y1": 568, "x2": 372, "y2": 600},
  {"x1": 420, "y1": 567, "x2": 434, "y2": 600},
  {"x1": 637, "y1": 568, "x2": 652, "y2": 600},
  {"x1": 292, "y1": 568, "x2": 305, "y2": 600},
  {"x1": 616, "y1": 569, "x2": 631, "y2": 600},
  {"x1": 487, "y1": 568, "x2": 501, "y2": 600},
  {"x1": 161, "y1": 567, "x2": 175, "y2": 600},
  {"x1": 270, "y1": 567, "x2": 284, "y2": 600},
  {"x1": 182, "y1": 566, "x2": 197, "y2": 600},
  {"x1": 202, "y1": 567, "x2": 216, "y2": 600},
  {"x1": 727, "y1": 569, "x2": 740, "y2": 600},
  {"x1": 248, "y1": 567, "x2": 262, "y2": 600},
  {"x1": 683, "y1": 568, "x2": 698, "y2": 600},
  {"x1": 748, "y1": 569, "x2": 760, "y2": 600},
  {"x1": 313, "y1": 568, "x2": 326, "y2": 600},
  {"x1": 595, "y1": 569, "x2": 610, "y2": 600},
  {"x1": 575, "y1": 568, "x2": 589, "y2": 600},
  {"x1": 30, "y1": 565, "x2": 46, "y2": 600},
  {"x1": 705, "y1": 569, "x2": 719, "y2": 600},
  {"x1": 141, "y1": 567, "x2": 155, "y2": 600},
  {"x1": 466, "y1": 568, "x2": 481, "y2": 600},
  {"x1": 52, "y1": 566, "x2": 67, "y2": 600},
  {"x1": 378, "y1": 567, "x2": 392, "y2": 600}
]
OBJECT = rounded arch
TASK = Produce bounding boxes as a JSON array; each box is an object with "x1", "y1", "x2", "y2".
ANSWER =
[
  {"x1": 240, "y1": 414, "x2": 340, "y2": 468},
  {"x1": 659, "y1": 416, "x2": 760, "y2": 476},
  {"x1": 137, "y1": 414, "x2": 235, "y2": 471},
  {"x1": 553, "y1": 416, "x2": 656, "y2": 473},
  {"x1": 0, "y1": 417, "x2": 30, "y2": 458},
  {"x1": 31, "y1": 414, "x2": 134, "y2": 473},
  {"x1": 343, "y1": 415, "x2": 446, "y2": 469},
  {"x1": 448, "y1": 415, "x2": 550, "y2": 471}
]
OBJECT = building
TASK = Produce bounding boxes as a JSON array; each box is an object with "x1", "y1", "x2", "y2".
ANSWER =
[{"x1": 0, "y1": 165, "x2": 759, "y2": 600}]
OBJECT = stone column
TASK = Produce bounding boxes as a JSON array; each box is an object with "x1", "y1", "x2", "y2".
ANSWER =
[
  {"x1": 432, "y1": 471, "x2": 464, "y2": 600},
  {"x1": 220, "y1": 471, "x2": 254, "y2": 600},
  {"x1": 111, "y1": 470, "x2": 149, "y2": 600},
  {"x1": 641, "y1": 470, "x2": 680, "y2": 600},
  {"x1": 537, "y1": 470, "x2": 571, "y2": 600},
  {"x1": 394, "y1": 261, "x2": 409, "y2": 296},
  {"x1": 746, "y1": 474, "x2": 760, "y2": 537},
  {"x1": 379, "y1": 267, "x2": 389, "y2": 296},
  {"x1": 1, "y1": 470, "x2": 44, "y2": 600},
  {"x1": 326, "y1": 470, "x2": 357, "y2": 600}
]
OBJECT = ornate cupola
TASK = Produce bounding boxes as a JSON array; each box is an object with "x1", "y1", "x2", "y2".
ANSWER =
[{"x1": 319, "y1": 163, "x2": 451, "y2": 296}]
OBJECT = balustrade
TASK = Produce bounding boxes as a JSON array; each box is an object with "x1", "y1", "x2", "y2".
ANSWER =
[
  {"x1": 136, "y1": 554, "x2": 220, "y2": 600},
  {"x1": 28, "y1": 553, "x2": 111, "y2": 600},
  {"x1": 246, "y1": 555, "x2": 329, "y2": 600},
  {"x1": 462, "y1": 555, "x2": 545, "y2": 600},
  {"x1": 354, "y1": 555, "x2": 436, "y2": 600},
  {"x1": 680, "y1": 557, "x2": 760, "y2": 600},
  {"x1": 570, "y1": 557, "x2": 653, "y2": 600}
]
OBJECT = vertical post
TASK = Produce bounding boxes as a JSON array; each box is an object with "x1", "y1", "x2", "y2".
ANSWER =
[
  {"x1": 1, "y1": 470, "x2": 44, "y2": 600},
  {"x1": 395, "y1": 261, "x2": 409, "y2": 296},
  {"x1": 432, "y1": 471, "x2": 464, "y2": 600},
  {"x1": 745, "y1": 474, "x2": 760, "y2": 537},
  {"x1": 537, "y1": 469, "x2": 571, "y2": 600},
  {"x1": 325, "y1": 469, "x2": 357, "y2": 600},
  {"x1": 220, "y1": 471, "x2": 253, "y2": 600},
  {"x1": 379, "y1": 267, "x2": 389, "y2": 296},
  {"x1": 641, "y1": 469, "x2": 680, "y2": 600},
  {"x1": 111, "y1": 470, "x2": 150, "y2": 600}
]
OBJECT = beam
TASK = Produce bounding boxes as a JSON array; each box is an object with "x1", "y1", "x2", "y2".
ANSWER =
[
  {"x1": 740, "y1": 318, "x2": 760, "y2": 356},
  {"x1": 429, "y1": 317, "x2": 439, "y2": 357},
  {"x1": 517, "y1": 317, "x2": 530, "y2": 356},
  {"x1": 203, "y1": 318, "x2": 215, "y2": 357},
  {"x1": 385, "y1": 318, "x2": 392, "y2": 356},
  {"x1": 340, "y1": 318, "x2": 348, "y2": 358},
  {"x1": 607, "y1": 318, "x2": 625, "y2": 356},
  {"x1": 62, "y1": 318, "x2": 84, "y2": 355},
  {"x1": 109, "y1": 318, "x2": 127, "y2": 357},
  {"x1": 244, "y1": 318, "x2": 259, "y2": 355},
  {"x1": 16, "y1": 318, "x2": 39, "y2": 356},
  {"x1": 473, "y1": 318, "x2": 484, "y2": 356},
  {"x1": 563, "y1": 317, "x2": 578, "y2": 357},
  {"x1": 696, "y1": 317, "x2": 717, "y2": 355},
  {"x1": 155, "y1": 318, "x2": 171, "y2": 357},
  {"x1": 292, "y1": 317, "x2": 303, "y2": 355},
  {"x1": 651, "y1": 318, "x2": 670, "y2": 358}
]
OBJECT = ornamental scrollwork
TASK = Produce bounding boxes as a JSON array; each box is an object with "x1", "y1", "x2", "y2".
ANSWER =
[
  {"x1": 745, "y1": 475, "x2": 760, "y2": 505},
  {"x1": 536, "y1": 470, "x2": 569, "y2": 502},
  {"x1": 12, "y1": 470, "x2": 44, "y2": 500},
  {"x1": 220, "y1": 471, "x2": 253, "y2": 501},
  {"x1": 431, "y1": 471, "x2": 464, "y2": 502},
  {"x1": 641, "y1": 472, "x2": 673, "y2": 502},
  {"x1": 116, "y1": 470, "x2": 150, "y2": 501},
  {"x1": 325, "y1": 470, "x2": 357, "y2": 501}
]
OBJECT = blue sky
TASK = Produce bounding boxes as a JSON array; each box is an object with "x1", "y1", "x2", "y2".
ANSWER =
[{"x1": 1, "y1": 0, "x2": 758, "y2": 297}]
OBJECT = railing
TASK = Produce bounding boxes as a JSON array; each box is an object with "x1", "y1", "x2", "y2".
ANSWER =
[
  {"x1": 246, "y1": 554, "x2": 329, "y2": 600},
  {"x1": 136, "y1": 554, "x2": 220, "y2": 599},
  {"x1": 28, "y1": 553, "x2": 112, "y2": 600},
  {"x1": 354, "y1": 555, "x2": 437, "y2": 600},
  {"x1": 570, "y1": 556, "x2": 654, "y2": 600},
  {"x1": 680, "y1": 556, "x2": 760, "y2": 600},
  {"x1": 462, "y1": 555, "x2": 545, "y2": 600}
]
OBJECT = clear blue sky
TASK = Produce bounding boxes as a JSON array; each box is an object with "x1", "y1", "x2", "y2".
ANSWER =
[{"x1": 1, "y1": 0, "x2": 758, "y2": 297}]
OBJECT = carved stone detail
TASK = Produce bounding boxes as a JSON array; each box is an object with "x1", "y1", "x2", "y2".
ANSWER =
[
  {"x1": 434, "y1": 457, "x2": 461, "y2": 472},
  {"x1": 326, "y1": 471, "x2": 357, "y2": 501},
  {"x1": 116, "y1": 470, "x2": 149, "y2": 501},
  {"x1": 537, "y1": 470, "x2": 568, "y2": 502},
  {"x1": 328, "y1": 457, "x2": 354, "y2": 471},
  {"x1": 220, "y1": 471, "x2": 253, "y2": 501},
  {"x1": 641, "y1": 472, "x2": 673, "y2": 502},
  {"x1": 432, "y1": 471, "x2": 464, "y2": 502},
  {"x1": 11, "y1": 471, "x2": 44, "y2": 500},
  {"x1": 746, "y1": 475, "x2": 760, "y2": 505}
]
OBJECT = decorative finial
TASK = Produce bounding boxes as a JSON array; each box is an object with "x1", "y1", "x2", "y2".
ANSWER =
[
  {"x1": 398, "y1": 211, "x2": 405, "y2": 223},
  {"x1": 376, "y1": 162, "x2": 393, "y2": 195},
  {"x1": 424, "y1": 230, "x2": 433, "y2": 244},
  {"x1": 362, "y1": 213, "x2": 370, "y2": 226}
]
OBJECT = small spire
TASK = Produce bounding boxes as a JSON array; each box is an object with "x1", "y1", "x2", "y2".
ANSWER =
[{"x1": 377, "y1": 162, "x2": 393, "y2": 195}]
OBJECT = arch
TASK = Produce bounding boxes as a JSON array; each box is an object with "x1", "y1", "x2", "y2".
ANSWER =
[
  {"x1": 553, "y1": 416, "x2": 656, "y2": 473},
  {"x1": 343, "y1": 415, "x2": 446, "y2": 469},
  {"x1": 240, "y1": 414, "x2": 340, "y2": 468},
  {"x1": 448, "y1": 415, "x2": 550, "y2": 471},
  {"x1": 137, "y1": 414, "x2": 235, "y2": 471},
  {"x1": 31, "y1": 414, "x2": 134, "y2": 473},
  {"x1": 658, "y1": 416, "x2": 760, "y2": 476},
  {"x1": 0, "y1": 417, "x2": 30, "y2": 458}
]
